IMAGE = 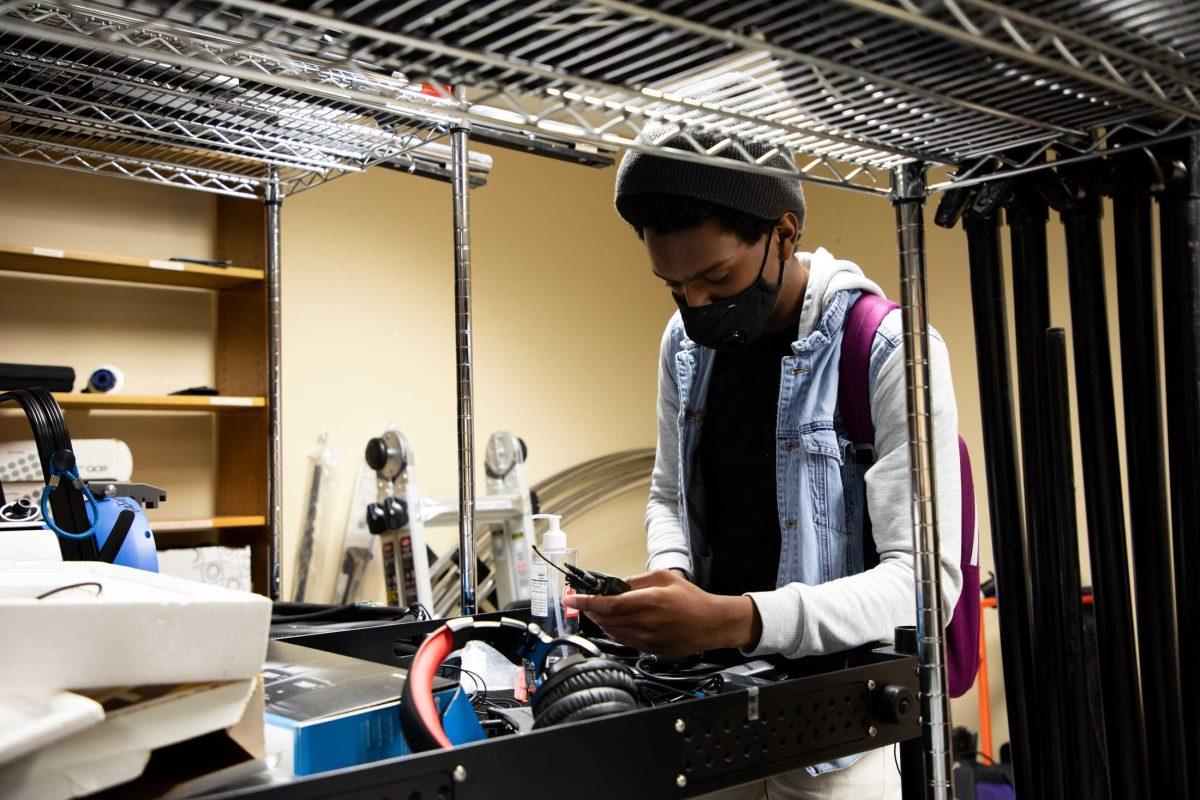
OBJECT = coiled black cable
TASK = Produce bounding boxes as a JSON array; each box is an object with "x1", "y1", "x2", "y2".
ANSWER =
[{"x1": 0, "y1": 389, "x2": 97, "y2": 559}]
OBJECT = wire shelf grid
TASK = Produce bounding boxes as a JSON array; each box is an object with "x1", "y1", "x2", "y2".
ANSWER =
[{"x1": 1, "y1": 0, "x2": 1197, "y2": 197}]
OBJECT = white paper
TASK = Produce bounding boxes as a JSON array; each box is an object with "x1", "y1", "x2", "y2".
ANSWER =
[
  {"x1": 529, "y1": 563, "x2": 548, "y2": 617},
  {"x1": 209, "y1": 396, "x2": 255, "y2": 407}
]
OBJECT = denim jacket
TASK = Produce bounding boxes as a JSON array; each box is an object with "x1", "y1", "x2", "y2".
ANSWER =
[{"x1": 669, "y1": 287, "x2": 871, "y2": 590}]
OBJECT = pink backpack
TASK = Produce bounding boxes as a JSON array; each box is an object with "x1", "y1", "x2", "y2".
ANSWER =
[{"x1": 838, "y1": 293, "x2": 980, "y2": 698}]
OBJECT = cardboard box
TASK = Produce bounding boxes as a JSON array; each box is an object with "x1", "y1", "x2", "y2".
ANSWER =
[{"x1": 263, "y1": 640, "x2": 484, "y2": 776}]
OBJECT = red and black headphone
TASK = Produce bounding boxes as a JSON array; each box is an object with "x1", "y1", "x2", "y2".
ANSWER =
[{"x1": 399, "y1": 616, "x2": 641, "y2": 752}]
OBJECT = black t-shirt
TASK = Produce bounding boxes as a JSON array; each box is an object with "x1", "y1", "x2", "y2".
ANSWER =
[{"x1": 698, "y1": 327, "x2": 795, "y2": 596}]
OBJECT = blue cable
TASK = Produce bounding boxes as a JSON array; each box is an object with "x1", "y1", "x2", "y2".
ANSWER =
[{"x1": 39, "y1": 464, "x2": 100, "y2": 540}]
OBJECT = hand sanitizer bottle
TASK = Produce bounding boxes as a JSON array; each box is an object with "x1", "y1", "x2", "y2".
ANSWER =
[{"x1": 530, "y1": 514, "x2": 580, "y2": 651}]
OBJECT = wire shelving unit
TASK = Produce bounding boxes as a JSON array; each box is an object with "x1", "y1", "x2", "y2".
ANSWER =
[
  {"x1": 2, "y1": 0, "x2": 1196, "y2": 199},
  {"x1": 3, "y1": 3, "x2": 1197, "y2": 798}
]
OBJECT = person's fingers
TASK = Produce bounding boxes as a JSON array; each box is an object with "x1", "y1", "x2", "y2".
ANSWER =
[
  {"x1": 590, "y1": 613, "x2": 652, "y2": 631},
  {"x1": 585, "y1": 610, "x2": 657, "y2": 633},
  {"x1": 625, "y1": 570, "x2": 678, "y2": 590},
  {"x1": 597, "y1": 625, "x2": 652, "y2": 651},
  {"x1": 565, "y1": 588, "x2": 655, "y2": 616},
  {"x1": 562, "y1": 593, "x2": 599, "y2": 612},
  {"x1": 563, "y1": 593, "x2": 624, "y2": 614}
]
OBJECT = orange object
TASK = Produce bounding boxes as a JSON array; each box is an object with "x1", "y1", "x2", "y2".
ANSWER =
[
  {"x1": 420, "y1": 82, "x2": 454, "y2": 99},
  {"x1": 978, "y1": 599, "x2": 994, "y2": 761}
]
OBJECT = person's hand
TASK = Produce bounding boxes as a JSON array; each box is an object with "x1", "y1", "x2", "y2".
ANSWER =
[{"x1": 562, "y1": 569, "x2": 762, "y2": 656}]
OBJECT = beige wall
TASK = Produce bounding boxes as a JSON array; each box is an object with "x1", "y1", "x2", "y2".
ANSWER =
[
  {"x1": 276, "y1": 148, "x2": 669, "y2": 596},
  {"x1": 3, "y1": 149, "x2": 1128, "y2": 756}
]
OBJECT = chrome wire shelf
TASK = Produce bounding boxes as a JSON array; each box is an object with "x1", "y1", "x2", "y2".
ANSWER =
[
  {"x1": 1, "y1": 0, "x2": 1198, "y2": 198},
  {"x1": 0, "y1": 1, "x2": 461, "y2": 196}
]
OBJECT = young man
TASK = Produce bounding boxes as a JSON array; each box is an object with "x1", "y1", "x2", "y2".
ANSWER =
[{"x1": 564, "y1": 79, "x2": 963, "y2": 798}]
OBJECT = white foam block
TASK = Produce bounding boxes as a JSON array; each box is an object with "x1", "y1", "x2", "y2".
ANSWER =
[
  {"x1": 0, "y1": 691, "x2": 104, "y2": 767},
  {"x1": 0, "y1": 562, "x2": 270, "y2": 690}
]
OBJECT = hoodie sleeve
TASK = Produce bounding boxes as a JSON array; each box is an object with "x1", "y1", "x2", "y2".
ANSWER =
[
  {"x1": 743, "y1": 315, "x2": 963, "y2": 658},
  {"x1": 645, "y1": 319, "x2": 691, "y2": 575}
]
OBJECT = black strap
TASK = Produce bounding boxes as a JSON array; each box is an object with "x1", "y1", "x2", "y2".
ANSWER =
[
  {"x1": 98, "y1": 509, "x2": 135, "y2": 564},
  {"x1": 855, "y1": 448, "x2": 880, "y2": 571}
]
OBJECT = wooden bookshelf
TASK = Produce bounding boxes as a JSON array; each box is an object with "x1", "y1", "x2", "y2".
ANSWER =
[
  {"x1": 152, "y1": 515, "x2": 268, "y2": 532},
  {"x1": 51, "y1": 393, "x2": 266, "y2": 411},
  {"x1": 2, "y1": 196, "x2": 276, "y2": 595},
  {"x1": 0, "y1": 243, "x2": 263, "y2": 289}
]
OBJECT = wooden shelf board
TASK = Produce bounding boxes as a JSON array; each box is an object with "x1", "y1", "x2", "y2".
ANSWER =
[
  {"x1": 0, "y1": 242, "x2": 264, "y2": 289},
  {"x1": 51, "y1": 393, "x2": 266, "y2": 411},
  {"x1": 152, "y1": 515, "x2": 267, "y2": 533}
]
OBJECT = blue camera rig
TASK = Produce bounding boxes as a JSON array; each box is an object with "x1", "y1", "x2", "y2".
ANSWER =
[{"x1": 0, "y1": 387, "x2": 161, "y2": 572}]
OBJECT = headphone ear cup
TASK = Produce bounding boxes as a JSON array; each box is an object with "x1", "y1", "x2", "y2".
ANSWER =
[
  {"x1": 533, "y1": 686, "x2": 637, "y2": 729},
  {"x1": 531, "y1": 657, "x2": 640, "y2": 729},
  {"x1": 531, "y1": 659, "x2": 638, "y2": 714}
]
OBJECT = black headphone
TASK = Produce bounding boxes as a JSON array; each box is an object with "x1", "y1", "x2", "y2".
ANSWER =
[{"x1": 399, "y1": 616, "x2": 640, "y2": 751}]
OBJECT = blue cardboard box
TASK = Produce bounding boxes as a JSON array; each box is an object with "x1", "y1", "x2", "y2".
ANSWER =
[{"x1": 264, "y1": 640, "x2": 483, "y2": 775}]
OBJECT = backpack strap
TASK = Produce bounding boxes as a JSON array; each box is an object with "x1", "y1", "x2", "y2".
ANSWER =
[
  {"x1": 839, "y1": 293, "x2": 899, "y2": 574},
  {"x1": 838, "y1": 293, "x2": 900, "y2": 464},
  {"x1": 838, "y1": 293, "x2": 982, "y2": 696}
]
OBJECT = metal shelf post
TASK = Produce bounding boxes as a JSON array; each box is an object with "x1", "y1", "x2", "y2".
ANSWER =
[
  {"x1": 265, "y1": 168, "x2": 283, "y2": 602},
  {"x1": 451, "y1": 87, "x2": 478, "y2": 616},
  {"x1": 890, "y1": 162, "x2": 952, "y2": 800}
]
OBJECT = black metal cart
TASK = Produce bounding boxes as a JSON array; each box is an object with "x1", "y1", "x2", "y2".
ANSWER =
[{"x1": 213, "y1": 613, "x2": 921, "y2": 800}]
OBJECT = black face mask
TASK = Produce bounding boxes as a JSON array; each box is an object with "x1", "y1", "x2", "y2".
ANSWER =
[{"x1": 673, "y1": 237, "x2": 783, "y2": 350}]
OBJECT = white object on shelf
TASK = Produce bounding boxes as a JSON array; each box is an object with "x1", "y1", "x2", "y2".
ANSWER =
[
  {"x1": 0, "y1": 439, "x2": 133, "y2": 484},
  {"x1": 0, "y1": 529, "x2": 61, "y2": 563},
  {"x1": 157, "y1": 546, "x2": 252, "y2": 592},
  {"x1": 0, "y1": 562, "x2": 270, "y2": 690}
]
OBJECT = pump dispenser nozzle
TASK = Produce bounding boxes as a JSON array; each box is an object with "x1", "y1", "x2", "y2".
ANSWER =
[{"x1": 531, "y1": 513, "x2": 566, "y2": 549}]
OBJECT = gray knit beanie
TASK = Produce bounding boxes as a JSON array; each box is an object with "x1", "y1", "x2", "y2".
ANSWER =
[{"x1": 613, "y1": 72, "x2": 805, "y2": 230}]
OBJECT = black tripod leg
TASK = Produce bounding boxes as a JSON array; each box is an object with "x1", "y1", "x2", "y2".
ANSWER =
[
  {"x1": 1111, "y1": 153, "x2": 1190, "y2": 799},
  {"x1": 1045, "y1": 328, "x2": 1104, "y2": 800},
  {"x1": 1058, "y1": 180, "x2": 1149, "y2": 800},
  {"x1": 962, "y1": 209, "x2": 1039, "y2": 797},
  {"x1": 1006, "y1": 183, "x2": 1072, "y2": 799},
  {"x1": 1157, "y1": 137, "x2": 1200, "y2": 795}
]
